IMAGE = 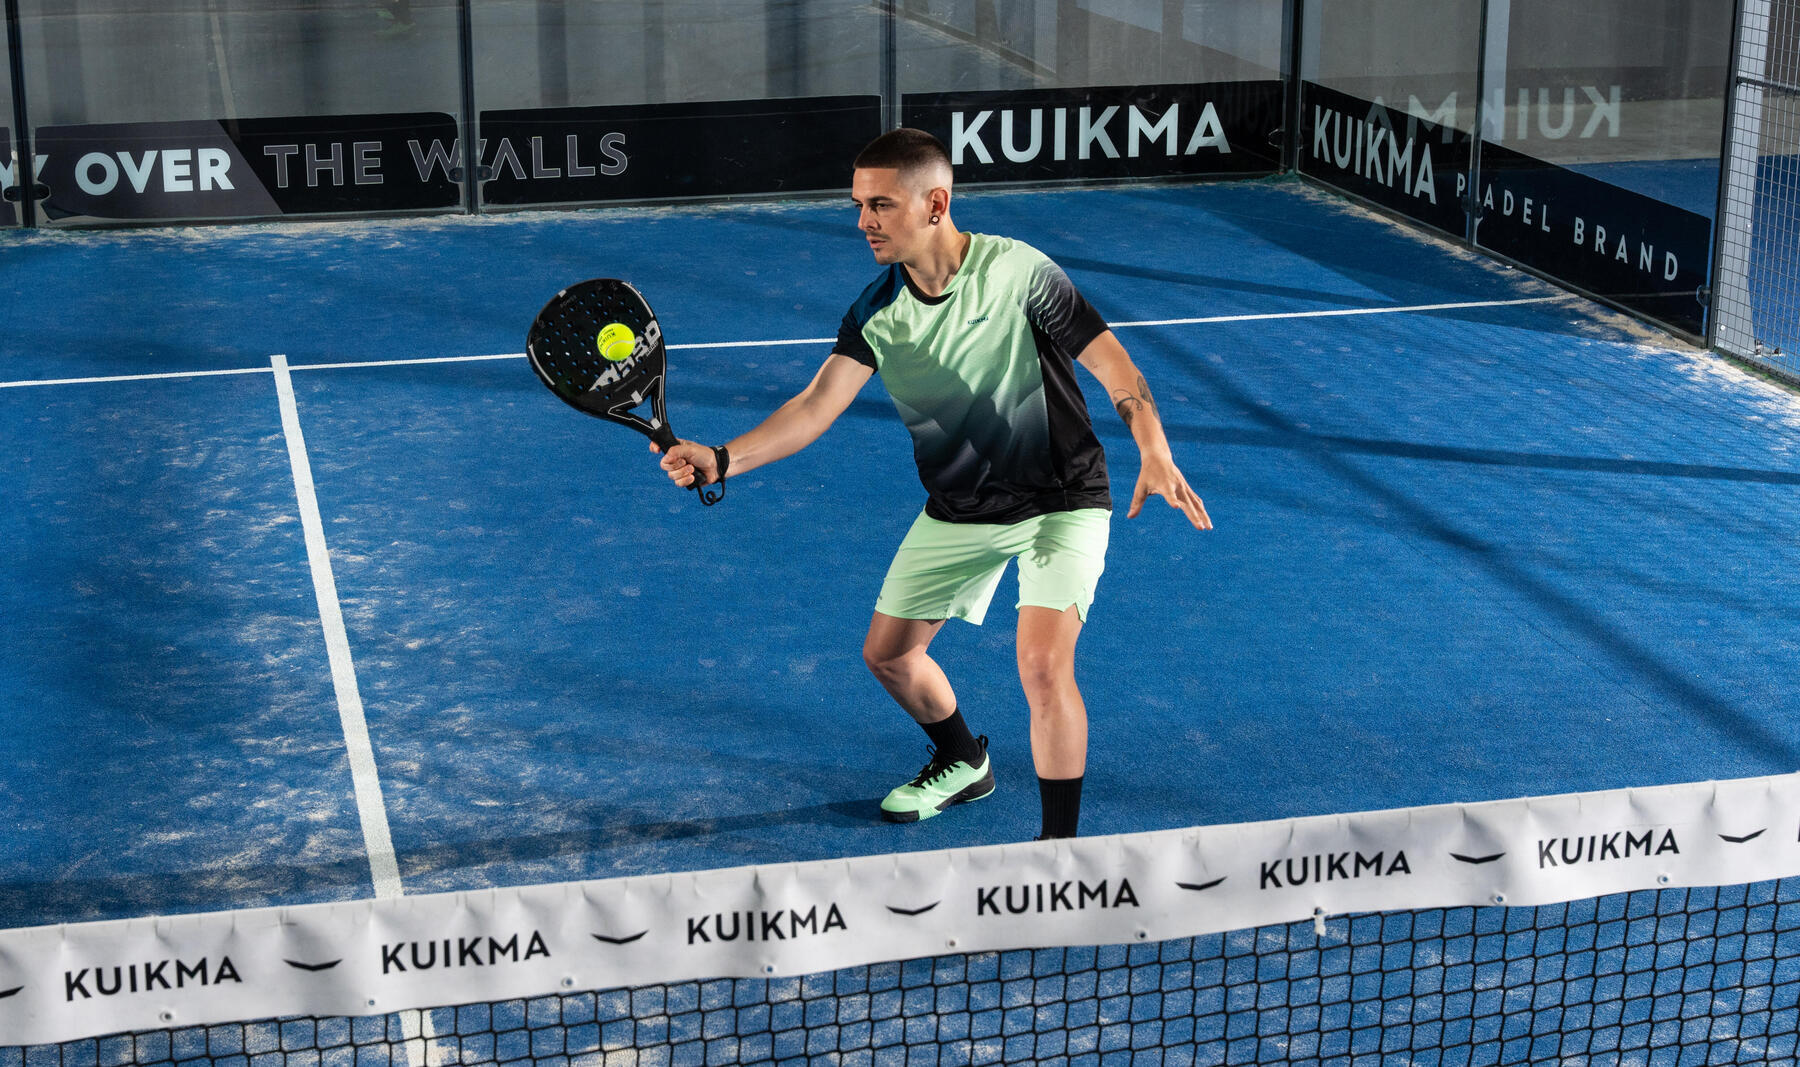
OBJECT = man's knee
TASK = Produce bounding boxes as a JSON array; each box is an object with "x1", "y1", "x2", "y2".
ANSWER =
[
  {"x1": 864, "y1": 640, "x2": 913, "y2": 684},
  {"x1": 1017, "y1": 646, "x2": 1075, "y2": 695}
]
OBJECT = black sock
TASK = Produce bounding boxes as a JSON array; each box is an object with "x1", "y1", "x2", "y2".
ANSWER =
[
  {"x1": 1038, "y1": 776, "x2": 1083, "y2": 839},
  {"x1": 921, "y1": 709, "x2": 982, "y2": 765}
]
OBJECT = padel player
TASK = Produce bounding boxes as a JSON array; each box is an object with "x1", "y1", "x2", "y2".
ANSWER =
[{"x1": 654, "y1": 128, "x2": 1210, "y2": 839}]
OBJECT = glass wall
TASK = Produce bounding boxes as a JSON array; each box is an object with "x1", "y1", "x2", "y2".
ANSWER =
[
  {"x1": 1298, "y1": 0, "x2": 1483, "y2": 238},
  {"x1": 898, "y1": 0, "x2": 1285, "y2": 93},
  {"x1": 471, "y1": 0, "x2": 887, "y2": 210},
  {"x1": 476, "y1": 0, "x2": 881, "y2": 110},
  {"x1": 0, "y1": 0, "x2": 1736, "y2": 342},
  {"x1": 897, "y1": 0, "x2": 1287, "y2": 184},
  {"x1": 12, "y1": 0, "x2": 464, "y2": 224},
  {"x1": 1472, "y1": 0, "x2": 1732, "y2": 336},
  {"x1": 0, "y1": 0, "x2": 1291, "y2": 225},
  {"x1": 1481, "y1": 0, "x2": 1732, "y2": 214},
  {"x1": 1295, "y1": 0, "x2": 1730, "y2": 340}
]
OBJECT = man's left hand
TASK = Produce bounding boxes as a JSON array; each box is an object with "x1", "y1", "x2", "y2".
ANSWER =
[{"x1": 1129, "y1": 454, "x2": 1211, "y2": 530}]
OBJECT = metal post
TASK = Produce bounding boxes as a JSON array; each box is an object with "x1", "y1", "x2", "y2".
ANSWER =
[
  {"x1": 881, "y1": 0, "x2": 899, "y2": 130},
  {"x1": 1281, "y1": 0, "x2": 1302, "y2": 173},
  {"x1": 1470, "y1": 0, "x2": 1503, "y2": 248},
  {"x1": 1712, "y1": 0, "x2": 1766, "y2": 356},
  {"x1": 4, "y1": 0, "x2": 36, "y2": 227},
  {"x1": 457, "y1": 0, "x2": 484, "y2": 214}
]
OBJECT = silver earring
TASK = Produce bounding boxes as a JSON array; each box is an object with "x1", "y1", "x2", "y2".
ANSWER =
[{"x1": 930, "y1": 214, "x2": 941, "y2": 225}]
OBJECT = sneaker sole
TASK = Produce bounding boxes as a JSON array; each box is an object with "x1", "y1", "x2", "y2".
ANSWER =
[{"x1": 881, "y1": 770, "x2": 995, "y2": 823}]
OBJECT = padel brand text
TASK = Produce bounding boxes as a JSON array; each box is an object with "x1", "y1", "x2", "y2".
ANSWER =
[
  {"x1": 976, "y1": 878, "x2": 1140, "y2": 915},
  {"x1": 1259, "y1": 851, "x2": 1412, "y2": 890},
  {"x1": 64, "y1": 957, "x2": 242, "y2": 1001},
  {"x1": 379, "y1": 931, "x2": 552, "y2": 973},
  {"x1": 684, "y1": 905, "x2": 849, "y2": 944}
]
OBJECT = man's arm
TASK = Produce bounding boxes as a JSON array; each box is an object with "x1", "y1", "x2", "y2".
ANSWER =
[
  {"x1": 655, "y1": 353, "x2": 874, "y2": 487},
  {"x1": 1076, "y1": 330, "x2": 1211, "y2": 529}
]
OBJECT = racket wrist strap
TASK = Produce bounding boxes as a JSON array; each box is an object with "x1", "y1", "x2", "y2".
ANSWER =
[{"x1": 713, "y1": 445, "x2": 731, "y2": 482}]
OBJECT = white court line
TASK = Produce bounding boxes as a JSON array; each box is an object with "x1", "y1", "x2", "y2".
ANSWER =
[
  {"x1": 0, "y1": 365, "x2": 273, "y2": 389},
  {"x1": 291, "y1": 352, "x2": 523, "y2": 372},
  {"x1": 271, "y1": 353, "x2": 405, "y2": 901},
  {"x1": 0, "y1": 296, "x2": 1571, "y2": 388},
  {"x1": 1110, "y1": 295, "x2": 1566, "y2": 329},
  {"x1": 668, "y1": 337, "x2": 835, "y2": 350}
]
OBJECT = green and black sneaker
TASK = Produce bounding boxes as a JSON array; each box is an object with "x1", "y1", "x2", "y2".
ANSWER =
[{"x1": 880, "y1": 736, "x2": 994, "y2": 823}]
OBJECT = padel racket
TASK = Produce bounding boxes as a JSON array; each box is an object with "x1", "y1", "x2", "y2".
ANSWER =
[{"x1": 526, "y1": 278, "x2": 722, "y2": 505}]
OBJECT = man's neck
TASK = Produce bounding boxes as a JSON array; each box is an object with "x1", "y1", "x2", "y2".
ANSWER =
[{"x1": 902, "y1": 229, "x2": 972, "y2": 298}]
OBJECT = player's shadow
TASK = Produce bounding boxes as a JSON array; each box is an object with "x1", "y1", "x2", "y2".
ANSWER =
[
  {"x1": 1158, "y1": 342, "x2": 1800, "y2": 771},
  {"x1": 728, "y1": 208, "x2": 1341, "y2": 307},
  {"x1": 410, "y1": 798, "x2": 883, "y2": 873},
  {"x1": 0, "y1": 798, "x2": 886, "y2": 930}
]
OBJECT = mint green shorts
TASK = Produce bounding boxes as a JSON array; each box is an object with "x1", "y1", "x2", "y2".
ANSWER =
[{"x1": 874, "y1": 508, "x2": 1111, "y2": 625}]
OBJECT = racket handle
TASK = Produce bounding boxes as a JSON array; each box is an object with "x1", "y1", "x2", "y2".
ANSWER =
[{"x1": 650, "y1": 422, "x2": 720, "y2": 503}]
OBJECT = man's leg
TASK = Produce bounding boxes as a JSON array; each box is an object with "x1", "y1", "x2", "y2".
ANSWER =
[
  {"x1": 865, "y1": 611, "x2": 993, "y2": 821},
  {"x1": 1018, "y1": 604, "x2": 1086, "y2": 837},
  {"x1": 862, "y1": 612, "x2": 953, "y2": 723}
]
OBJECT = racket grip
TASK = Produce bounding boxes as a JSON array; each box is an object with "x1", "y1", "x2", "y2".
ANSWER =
[{"x1": 650, "y1": 422, "x2": 716, "y2": 501}]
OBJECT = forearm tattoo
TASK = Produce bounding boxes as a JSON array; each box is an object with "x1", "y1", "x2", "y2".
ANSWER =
[{"x1": 1112, "y1": 374, "x2": 1158, "y2": 429}]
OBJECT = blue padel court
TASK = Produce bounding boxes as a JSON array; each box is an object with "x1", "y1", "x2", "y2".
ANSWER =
[{"x1": 5, "y1": 179, "x2": 1799, "y2": 933}]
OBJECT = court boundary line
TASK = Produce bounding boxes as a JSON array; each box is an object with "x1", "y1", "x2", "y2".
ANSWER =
[
  {"x1": 0, "y1": 296, "x2": 1571, "y2": 389},
  {"x1": 271, "y1": 353, "x2": 406, "y2": 902}
]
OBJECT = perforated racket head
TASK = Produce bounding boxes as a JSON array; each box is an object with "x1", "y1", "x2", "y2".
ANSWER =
[{"x1": 526, "y1": 278, "x2": 677, "y2": 449}]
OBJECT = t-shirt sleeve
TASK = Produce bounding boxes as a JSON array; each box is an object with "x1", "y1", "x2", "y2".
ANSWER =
[
  {"x1": 1024, "y1": 257, "x2": 1109, "y2": 358},
  {"x1": 835, "y1": 307, "x2": 879, "y2": 370}
]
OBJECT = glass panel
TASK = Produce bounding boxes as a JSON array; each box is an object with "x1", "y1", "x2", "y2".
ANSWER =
[
  {"x1": 1298, "y1": 0, "x2": 1482, "y2": 237},
  {"x1": 1483, "y1": 0, "x2": 1732, "y2": 219},
  {"x1": 1474, "y1": 0, "x2": 1730, "y2": 336},
  {"x1": 897, "y1": 1, "x2": 1287, "y2": 184},
  {"x1": 474, "y1": 0, "x2": 883, "y2": 110},
  {"x1": 471, "y1": 0, "x2": 885, "y2": 209},
  {"x1": 1302, "y1": 0, "x2": 1483, "y2": 125},
  {"x1": 14, "y1": 0, "x2": 465, "y2": 224},
  {"x1": 899, "y1": 0, "x2": 1283, "y2": 93}
]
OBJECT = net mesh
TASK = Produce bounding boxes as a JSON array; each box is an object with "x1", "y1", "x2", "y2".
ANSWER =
[
  {"x1": 9, "y1": 877, "x2": 1799, "y2": 1067},
  {"x1": 1733, "y1": 83, "x2": 1800, "y2": 378},
  {"x1": 1717, "y1": 0, "x2": 1800, "y2": 378}
]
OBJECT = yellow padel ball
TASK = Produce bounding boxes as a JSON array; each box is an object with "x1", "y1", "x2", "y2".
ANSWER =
[{"x1": 597, "y1": 322, "x2": 637, "y2": 362}]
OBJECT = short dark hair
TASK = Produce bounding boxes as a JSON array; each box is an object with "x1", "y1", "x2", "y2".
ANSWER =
[{"x1": 853, "y1": 128, "x2": 952, "y2": 174}]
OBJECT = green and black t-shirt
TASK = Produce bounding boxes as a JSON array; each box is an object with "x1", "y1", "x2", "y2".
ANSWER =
[{"x1": 835, "y1": 234, "x2": 1111, "y2": 525}]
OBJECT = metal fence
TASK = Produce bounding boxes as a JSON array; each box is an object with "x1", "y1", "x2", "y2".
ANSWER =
[{"x1": 1716, "y1": 0, "x2": 1800, "y2": 381}]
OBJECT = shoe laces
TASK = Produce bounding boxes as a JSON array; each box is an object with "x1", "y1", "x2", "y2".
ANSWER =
[
  {"x1": 909, "y1": 747, "x2": 957, "y2": 787},
  {"x1": 908, "y1": 735, "x2": 987, "y2": 786}
]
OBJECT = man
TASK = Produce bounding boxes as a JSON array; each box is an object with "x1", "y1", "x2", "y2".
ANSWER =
[{"x1": 655, "y1": 128, "x2": 1209, "y2": 839}]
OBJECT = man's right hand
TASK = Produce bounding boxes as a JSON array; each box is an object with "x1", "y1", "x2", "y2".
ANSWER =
[{"x1": 651, "y1": 439, "x2": 718, "y2": 488}]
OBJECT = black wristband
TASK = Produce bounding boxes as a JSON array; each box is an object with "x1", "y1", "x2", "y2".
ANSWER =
[{"x1": 713, "y1": 445, "x2": 730, "y2": 482}]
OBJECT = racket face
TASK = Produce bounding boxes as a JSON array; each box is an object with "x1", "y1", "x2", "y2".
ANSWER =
[{"x1": 527, "y1": 278, "x2": 676, "y2": 447}]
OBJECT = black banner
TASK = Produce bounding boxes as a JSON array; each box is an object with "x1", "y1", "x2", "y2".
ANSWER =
[
  {"x1": 1298, "y1": 83, "x2": 1471, "y2": 238},
  {"x1": 34, "y1": 113, "x2": 459, "y2": 221},
  {"x1": 901, "y1": 81, "x2": 1283, "y2": 183},
  {"x1": 1474, "y1": 142, "x2": 1711, "y2": 336},
  {"x1": 478, "y1": 95, "x2": 883, "y2": 205},
  {"x1": 1, "y1": 127, "x2": 15, "y2": 228}
]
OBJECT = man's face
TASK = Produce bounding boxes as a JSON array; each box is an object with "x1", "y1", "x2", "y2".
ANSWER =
[{"x1": 852, "y1": 167, "x2": 935, "y2": 265}]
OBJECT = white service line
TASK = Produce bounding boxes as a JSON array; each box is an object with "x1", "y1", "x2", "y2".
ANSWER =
[
  {"x1": 291, "y1": 352, "x2": 523, "y2": 372},
  {"x1": 271, "y1": 353, "x2": 405, "y2": 901},
  {"x1": 668, "y1": 337, "x2": 836, "y2": 350},
  {"x1": 1110, "y1": 295, "x2": 1567, "y2": 329},
  {"x1": 0, "y1": 296, "x2": 1574, "y2": 388},
  {"x1": 0, "y1": 365, "x2": 273, "y2": 389}
]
